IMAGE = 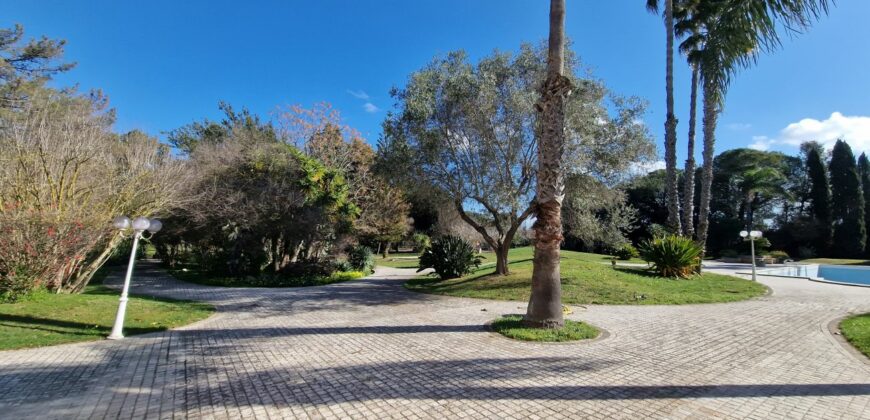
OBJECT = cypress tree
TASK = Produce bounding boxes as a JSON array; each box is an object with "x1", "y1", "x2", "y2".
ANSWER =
[
  {"x1": 829, "y1": 140, "x2": 866, "y2": 258},
  {"x1": 859, "y1": 152, "x2": 870, "y2": 256},
  {"x1": 805, "y1": 145, "x2": 832, "y2": 251}
]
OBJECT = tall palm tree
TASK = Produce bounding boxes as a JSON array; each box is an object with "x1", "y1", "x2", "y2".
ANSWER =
[
  {"x1": 647, "y1": 0, "x2": 682, "y2": 234},
  {"x1": 675, "y1": 0, "x2": 702, "y2": 238},
  {"x1": 692, "y1": 0, "x2": 832, "y2": 252},
  {"x1": 525, "y1": 0, "x2": 572, "y2": 329}
]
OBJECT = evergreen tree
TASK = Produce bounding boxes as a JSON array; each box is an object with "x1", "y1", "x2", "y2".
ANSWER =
[
  {"x1": 829, "y1": 140, "x2": 866, "y2": 258},
  {"x1": 858, "y1": 152, "x2": 870, "y2": 256},
  {"x1": 805, "y1": 144, "x2": 831, "y2": 252}
]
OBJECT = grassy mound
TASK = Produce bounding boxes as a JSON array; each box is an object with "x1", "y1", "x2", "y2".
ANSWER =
[
  {"x1": 840, "y1": 313, "x2": 870, "y2": 358},
  {"x1": 407, "y1": 247, "x2": 767, "y2": 305},
  {"x1": 490, "y1": 315, "x2": 599, "y2": 342}
]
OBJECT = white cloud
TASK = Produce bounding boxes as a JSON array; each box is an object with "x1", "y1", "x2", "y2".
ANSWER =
[
  {"x1": 347, "y1": 89, "x2": 370, "y2": 100},
  {"x1": 748, "y1": 135, "x2": 771, "y2": 151},
  {"x1": 630, "y1": 160, "x2": 666, "y2": 176},
  {"x1": 363, "y1": 102, "x2": 380, "y2": 113},
  {"x1": 753, "y1": 112, "x2": 870, "y2": 154},
  {"x1": 726, "y1": 122, "x2": 752, "y2": 131}
]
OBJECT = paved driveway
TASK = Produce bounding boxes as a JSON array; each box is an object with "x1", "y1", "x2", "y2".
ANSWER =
[{"x1": 0, "y1": 262, "x2": 869, "y2": 419}]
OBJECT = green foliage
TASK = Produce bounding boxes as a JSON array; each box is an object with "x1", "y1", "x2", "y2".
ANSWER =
[
  {"x1": 490, "y1": 315, "x2": 599, "y2": 342},
  {"x1": 719, "y1": 249, "x2": 738, "y2": 258},
  {"x1": 638, "y1": 235, "x2": 702, "y2": 278},
  {"x1": 613, "y1": 244, "x2": 639, "y2": 260},
  {"x1": 412, "y1": 233, "x2": 431, "y2": 252},
  {"x1": 171, "y1": 266, "x2": 364, "y2": 288},
  {"x1": 417, "y1": 235, "x2": 483, "y2": 280},
  {"x1": 347, "y1": 245, "x2": 375, "y2": 274},
  {"x1": 766, "y1": 250, "x2": 790, "y2": 261},
  {"x1": 830, "y1": 140, "x2": 866, "y2": 258},
  {"x1": 859, "y1": 153, "x2": 870, "y2": 257}
]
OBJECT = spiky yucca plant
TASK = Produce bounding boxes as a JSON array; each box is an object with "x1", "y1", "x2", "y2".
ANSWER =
[
  {"x1": 638, "y1": 235, "x2": 702, "y2": 278},
  {"x1": 417, "y1": 235, "x2": 483, "y2": 280}
]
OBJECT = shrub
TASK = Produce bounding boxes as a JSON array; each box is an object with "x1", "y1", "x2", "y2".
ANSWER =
[
  {"x1": 412, "y1": 233, "x2": 431, "y2": 252},
  {"x1": 417, "y1": 235, "x2": 483, "y2": 280},
  {"x1": 347, "y1": 245, "x2": 375, "y2": 274},
  {"x1": 797, "y1": 246, "x2": 816, "y2": 259},
  {"x1": 333, "y1": 260, "x2": 353, "y2": 272},
  {"x1": 612, "y1": 244, "x2": 639, "y2": 260},
  {"x1": 638, "y1": 235, "x2": 702, "y2": 278},
  {"x1": 767, "y1": 250, "x2": 790, "y2": 262},
  {"x1": 719, "y1": 249, "x2": 739, "y2": 258}
]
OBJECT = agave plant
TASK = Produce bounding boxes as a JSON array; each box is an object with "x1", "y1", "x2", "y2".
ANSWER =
[
  {"x1": 638, "y1": 235, "x2": 702, "y2": 278},
  {"x1": 417, "y1": 235, "x2": 483, "y2": 280}
]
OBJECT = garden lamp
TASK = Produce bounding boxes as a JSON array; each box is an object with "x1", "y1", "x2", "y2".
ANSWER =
[
  {"x1": 739, "y1": 230, "x2": 762, "y2": 281},
  {"x1": 108, "y1": 216, "x2": 161, "y2": 340}
]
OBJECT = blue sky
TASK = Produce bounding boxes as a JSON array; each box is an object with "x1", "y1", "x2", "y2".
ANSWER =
[{"x1": 4, "y1": 0, "x2": 869, "y2": 163}]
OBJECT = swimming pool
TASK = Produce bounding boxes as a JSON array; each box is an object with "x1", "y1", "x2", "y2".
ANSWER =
[{"x1": 753, "y1": 264, "x2": 870, "y2": 287}]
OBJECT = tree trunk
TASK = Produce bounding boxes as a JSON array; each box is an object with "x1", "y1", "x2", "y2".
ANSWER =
[
  {"x1": 382, "y1": 242, "x2": 390, "y2": 258},
  {"x1": 495, "y1": 241, "x2": 511, "y2": 275},
  {"x1": 696, "y1": 82, "x2": 718, "y2": 254},
  {"x1": 682, "y1": 67, "x2": 699, "y2": 238},
  {"x1": 525, "y1": 0, "x2": 571, "y2": 329},
  {"x1": 663, "y1": 0, "x2": 682, "y2": 235}
]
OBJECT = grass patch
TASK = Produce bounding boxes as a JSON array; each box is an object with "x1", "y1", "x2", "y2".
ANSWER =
[
  {"x1": 490, "y1": 315, "x2": 599, "y2": 342},
  {"x1": 0, "y1": 271, "x2": 213, "y2": 351},
  {"x1": 169, "y1": 265, "x2": 366, "y2": 287},
  {"x1": 800, "y1": 258, "x2": 870, "y2": 266},
  {"x1": 840, "y1": 313, "x2": 870, "y2": 358},
  {"x1": 407, "y1": 247, "x2": 767, "y2": 305},
  {"x1": 375, "y1": 253, "x2": 421, "y2": 269}
]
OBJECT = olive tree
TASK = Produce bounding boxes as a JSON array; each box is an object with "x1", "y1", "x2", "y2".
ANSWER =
[{"x1": 379, "y1": 43, "x2": 654, "y2": 275}]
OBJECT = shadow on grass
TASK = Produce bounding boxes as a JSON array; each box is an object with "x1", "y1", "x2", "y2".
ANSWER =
[{"x1": 0, "y1": 313, "x2": 169, "y2": 336}]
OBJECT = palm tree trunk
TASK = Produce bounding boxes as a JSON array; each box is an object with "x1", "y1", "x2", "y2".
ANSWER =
[
  {"x1": 696, "y1": 81, "x2": 718, "y2": 253},
  {"x1": 682, "y1": 67, "x2": 699, "y2": 238},
  {"x1": 526, "y1": 0, "x2": 571, "y2": 329},
  {"x1": 663, "y1": 0, "x2": 682, "y2": 235}
]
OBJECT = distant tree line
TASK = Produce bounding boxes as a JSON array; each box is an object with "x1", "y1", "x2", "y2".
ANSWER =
[{"x1": 625, "y1": 140, "x2": 870, "y2": 260}]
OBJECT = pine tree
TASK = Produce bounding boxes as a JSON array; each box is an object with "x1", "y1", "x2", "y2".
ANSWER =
[
  {"x1": 858, "y1": 152, "x2": 870, "y2": 257},
  {"x1": 829, "y1": 140, "x2": 866, "y2": 258},
  {"x1": 805, "y1": 145, "x2": 831, "y2": 252}
]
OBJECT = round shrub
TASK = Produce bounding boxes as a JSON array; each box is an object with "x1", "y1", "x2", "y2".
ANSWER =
[
  {"x1": 347, "y1": 245, "x2": 375, "y2": 274},
  {"x1": 767, "y1": 250, "x2": 790, "y2": 262},
  {"x1": 612, "y1": 244, "x2": 639, "y2": 260},
  {"x1": 412, "y1": 233, "x2": 431, "y2": 252},
  {"x1": 638, "y1": 235, "x2": 702, "y2": 278},
  {"x1": 417, "y1": 235, "x2": 483, "y2": 280}
]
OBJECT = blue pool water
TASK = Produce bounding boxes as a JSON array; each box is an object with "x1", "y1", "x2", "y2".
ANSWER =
[
  {"x1": 755, "y1": 264, "x2": 870, "y2": 287},
  {"x1": 817, "y1": 265, "x2": 870, "y2": 286}
]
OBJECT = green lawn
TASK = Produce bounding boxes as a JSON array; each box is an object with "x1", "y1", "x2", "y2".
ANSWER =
[
  {"x1": 840, "y1": 313, "x2": 870, "y2": 358},
  {"x1": 490, "y1": 315, "x2": 599, "y2": 342},
  {"x1": 377, "y1": 248, "x2": 644, "y2": 270},
  {"x1": 375, "y1": 252, "x2": 421, "y2": 269},
  {"x1": 800, "y1": 258, "x2": 870, "y2": 266},
  {"x1": 407, "y1": 247, "x2": 767, "y2": 305},
  {"x1": 0, "y1": 272, "x2": 214, "y2": 351}
]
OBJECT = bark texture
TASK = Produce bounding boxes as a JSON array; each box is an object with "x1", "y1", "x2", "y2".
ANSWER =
[
  {"x1": 695, "y1": 82, "x2": 718, "y2": 253},
  {"x1": 525, "y1": 0, "x2": 571, "y2": 329},
  {"x1": 682, "y1": 67, "x2": 699, "y2": 238},
  {"x1": 663, "y1": 0, "x2": 682, "y2": 234}
]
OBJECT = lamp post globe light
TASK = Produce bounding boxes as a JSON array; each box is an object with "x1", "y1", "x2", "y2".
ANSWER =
[
  {"x1": 739, "y1": 230, "x2": 763, "y2": 281},
  {"x1": 107, "y1": 216, "x2": 162, "y2": 340}
]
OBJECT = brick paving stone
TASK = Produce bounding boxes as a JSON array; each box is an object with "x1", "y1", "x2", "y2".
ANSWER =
[{"x1": 0, "y1": 261, "x2": 868, "y2": 419}]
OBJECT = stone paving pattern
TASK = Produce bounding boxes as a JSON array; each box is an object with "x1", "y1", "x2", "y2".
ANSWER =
[{"x1": 0, "y1": 261, "x2": 869, "y2": 419}]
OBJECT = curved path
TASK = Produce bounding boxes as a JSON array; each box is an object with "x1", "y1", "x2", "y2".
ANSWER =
[{"x1": 1, "y1": 262, "x2": 869, "y2": 419}]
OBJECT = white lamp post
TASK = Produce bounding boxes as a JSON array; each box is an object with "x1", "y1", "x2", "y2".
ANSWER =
[
  {"x1": 739, "y1": 229, "x2": 762, "y2": 281},
  {"x1": 107, "y1": 216, "x2": 162, "y2": 340}
]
